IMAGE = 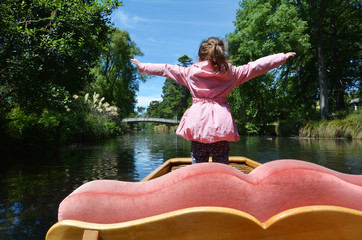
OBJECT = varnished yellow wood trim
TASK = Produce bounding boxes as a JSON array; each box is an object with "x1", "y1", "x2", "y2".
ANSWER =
[
  {"x1": 141, "y1": 156, "x2": 260, "y2": 181},
  {"x1": 82, "y1": 230, "x2": 99, "y2": 240},
  {"x1": 46, "y1": 206, "x2": 362, "y2": 240}
]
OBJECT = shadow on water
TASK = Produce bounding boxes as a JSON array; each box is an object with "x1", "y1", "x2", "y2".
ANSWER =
[{"x1": 0, "y1": 132, "x2": 361, "y2": 239}]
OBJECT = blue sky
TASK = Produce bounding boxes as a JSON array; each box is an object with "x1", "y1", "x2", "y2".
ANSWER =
[{"x1": 111, "y1": 0, "x2": 240, "y2": 108}]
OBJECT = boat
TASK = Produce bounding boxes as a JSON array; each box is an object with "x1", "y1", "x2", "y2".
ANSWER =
[{"x1": 46, "y1": 157, "x2": 362, "y2": 240}]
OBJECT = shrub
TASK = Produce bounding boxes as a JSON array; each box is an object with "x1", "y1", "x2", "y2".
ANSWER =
[
  {"x1": 276, "y1": 118, "x2": 304, "y2": 137},
  {"x1": 154, "y1": 124, "x2": 169, "y2": 132},
  {"x1": 3, "y1": 92, "x2": 122, "y2": 153},
  {"x1": 62, "y1": 92, "x2": 121, "y2": 142}
]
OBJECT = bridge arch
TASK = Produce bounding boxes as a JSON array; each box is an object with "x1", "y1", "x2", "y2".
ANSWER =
[{"x1": 122, "y1": 117, "x2": 180, "y2": 125}]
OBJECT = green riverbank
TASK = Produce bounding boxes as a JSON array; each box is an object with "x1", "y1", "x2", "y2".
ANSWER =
[{"x1": 299, "y1": 110, "x2": 362, "y2": 140}]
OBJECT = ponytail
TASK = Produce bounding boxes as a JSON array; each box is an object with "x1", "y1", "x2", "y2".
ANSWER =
[{"x1": 198, "y1": 37, "x2": 229, "y2": 74}]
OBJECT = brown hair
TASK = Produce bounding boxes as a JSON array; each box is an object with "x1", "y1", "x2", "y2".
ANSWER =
[{"x1": 198, "y1": 37, "x2": 229, "y2": 74}]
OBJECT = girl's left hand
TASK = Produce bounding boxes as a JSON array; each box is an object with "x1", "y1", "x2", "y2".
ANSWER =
[{"x1": 131, "y1": 58, "x2": 141, "y2": 67}]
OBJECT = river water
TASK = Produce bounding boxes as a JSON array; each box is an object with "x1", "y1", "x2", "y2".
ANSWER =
[{"x1": 1, "y1": 131, "x2": 361, "y2": 239}]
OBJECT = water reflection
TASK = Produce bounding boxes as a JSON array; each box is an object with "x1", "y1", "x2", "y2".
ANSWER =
[
  {"x1": 118, "y1": 131, "x2": 191, "y2": 180},
  {"x1": 0, "y1": 132, "x2": 361, "y2": 239},
  {"x1": 230, "y1": 136, "x2": 362, "y2": 174}
]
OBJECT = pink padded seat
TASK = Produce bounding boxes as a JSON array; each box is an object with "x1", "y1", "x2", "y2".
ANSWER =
[{"x1": 58, "y1": 160, "x2": 362, "y2": 223}]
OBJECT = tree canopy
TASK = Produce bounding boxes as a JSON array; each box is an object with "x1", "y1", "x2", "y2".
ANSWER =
[
  {"x1": 0, "y1": 0, "x2": 121, "y2": 114},
  {"x1": 91, "y1": 28, "x2": 146, "y2": 119},
  {"x1": 227, "y1": 0, "x2": 361, "y2": 133},
  {"x1": 228, "y1": 0, "x2": 312, "y2": 133},
  {"x1": 0, "y1": 0, "x2": 150, "y2": 150}
]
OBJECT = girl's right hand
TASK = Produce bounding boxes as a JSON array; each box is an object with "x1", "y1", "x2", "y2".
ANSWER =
[
  {"x1": 131, "y1": 58, "x2": 141, "y2": 67},
  {"x1": 284, "y1": 52, "x2": 296, "y2": 59}
]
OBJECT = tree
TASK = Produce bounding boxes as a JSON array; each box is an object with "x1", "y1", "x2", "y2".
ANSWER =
[
  {"x1": 0, "y1": 0, "x2": 121, "y2": 115},
  {"x1": 146, "y1": 100, "x2": 162, "y2": 118},
  {"x1": 156, "y1": 78, "x2": 184, "y2": 119},
  {"x1": 147, "y1": 55, "x2": 193, "y2": 120},
  {"x1": 177, "y1": 55, "x2": 193, "y2": 109},
  {"x1": 227, "y1": 0, "x2": 312, "y2": 133},
  {"x1": 290, "y1": 0, "x2": 360, "y2": 115},
  {"x1": 228, "y1": 0, "x2": 360, "y2": 130},
  {"x1": 136, "y1": 106, "x2": 145, "y2": 117},
  {"x1": 178, "y1": 55, "x2": 193, "y2": 67},
  {"x1": 317, "y1": 0, "x2": 360, "y2": 111},
  {"x1": 91, "y1": 28, "x2": 146, "y2": 119}
]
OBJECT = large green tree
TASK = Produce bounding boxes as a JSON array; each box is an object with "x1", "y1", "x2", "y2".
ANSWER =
[
  {"x1": 146, "y1": 100, "x2": 162, "y2": 118},
  {"x1": 228, "y1": 0, "x2": 360, "y2": 132},
  {"x1": 91, "y1": 28, "x2": 146, "y2": 119},
  {"x1": 158, "y1": 78, "x2": 185, "y2": 119},
  {"x1": 228, "y1": 0, "x2": 312, "y2": 133},
  {"x1": 290, "y1": 0, "x2": 361, "y2": 112},
  {"x1": 0, "y1": 0, "x2": 121, "y2": 115}
]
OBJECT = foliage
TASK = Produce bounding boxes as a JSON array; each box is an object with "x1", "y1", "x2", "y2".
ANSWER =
[
  {"x1": 61, "y1": 92, "x2": 122, "y2": 142},
  {"x1": 0, "y1": 0, "x2": 150, "y2": 153},
  {"x1": 6, "y1": 107, "x2": 59, "y2": 142},
  {"x1": 0, "y1": 0, "x2": 121, "y2": 115},
  {"x1": 0, "y1": 91, "x2": 122, "y2": 153},
  {"x1": 276, "y1": 118, "x2": 305, "y2": 137},
  {"x1": 158, "y1": 78, "x2": 186, "y2": 119},
  {"x1": 227, "y1": 0, "x2": 361, "y2": 134},
  {"x1": 290, "y1": 0, "x2": 361, "y2": 114},
  {"x1": 84, "y1": 92, "x2": 119, "y2": 121},
  {"x1": 1, "y1": 107, "x2": 62, "y2": 153},
  {"x1": 90, "y1": 28, "x2": 146, "y2": 119},
  {"x1": 154, "y1": 124, "x2": 169, "y2": 133},
  {"x1": 146, "y1": 100, "x2": 161, "y2": 118},
  {"x1": 228, "y1": 0, "x2": 312, "y2": 134}
]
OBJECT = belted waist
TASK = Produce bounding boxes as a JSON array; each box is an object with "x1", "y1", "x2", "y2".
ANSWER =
[{"x1": 192, "y1": 97, "x2": 228, "y2": 104}]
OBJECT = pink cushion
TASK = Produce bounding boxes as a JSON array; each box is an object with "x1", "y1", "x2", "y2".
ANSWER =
[{"x1": 58, "y1": 160, "x2": 362, "y2": 223}]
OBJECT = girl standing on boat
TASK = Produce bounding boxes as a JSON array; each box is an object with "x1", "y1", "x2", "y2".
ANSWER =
[{"x1": 132, "y1": 37, "x2": 296, "y2": 164}]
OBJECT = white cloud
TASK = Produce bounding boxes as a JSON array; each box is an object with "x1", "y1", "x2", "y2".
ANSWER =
[
  {"x1": 113, "y1": 9, "x2": 226, "y2": 29},
  {"x1": 146, "y1": 37, "x2": 157, "y2": 43},
  {"x1": 136, "y1": 95, "x2": 162, "y2": 108},
  {"x1": 113, "y1": 10, "x2": 147, "y2": 28}
]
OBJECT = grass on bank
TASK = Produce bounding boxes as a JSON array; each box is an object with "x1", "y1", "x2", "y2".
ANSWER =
[{"x1": 298, "y1": 110, "x2": 362, "y2": 139}]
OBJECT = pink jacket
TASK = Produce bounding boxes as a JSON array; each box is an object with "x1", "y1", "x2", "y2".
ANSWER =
[{"x1": 138, "y1": 53, "x2": 287, "y2": 143}]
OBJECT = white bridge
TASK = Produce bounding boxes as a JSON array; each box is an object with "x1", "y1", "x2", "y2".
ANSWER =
[{"x1": 122, "y1": 117, "x2": 180, "y2": 125}]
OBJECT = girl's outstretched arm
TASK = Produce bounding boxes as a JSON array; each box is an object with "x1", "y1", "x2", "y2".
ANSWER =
[
  {"x1": 233, "y1": 53, "x2": 295, "y2": 86},
  {"x1": 130, "y1": 59, "x2": 188, "y2": 86}
]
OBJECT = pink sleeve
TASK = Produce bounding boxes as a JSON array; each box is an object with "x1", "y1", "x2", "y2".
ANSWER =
[
  {"x1": 232, "y1": 53, "x2": 287, "y2": 86},
  {"x1": 138, "y1": 63, "x2": 188, "y2": 86}
]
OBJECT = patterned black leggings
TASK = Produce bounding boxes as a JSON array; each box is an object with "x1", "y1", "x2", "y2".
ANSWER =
[{"x1": 191, "y1": 141, "x2": 230, "y2": 164}]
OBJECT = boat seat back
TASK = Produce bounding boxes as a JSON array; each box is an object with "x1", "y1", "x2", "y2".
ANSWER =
[{"x1": 58, "y1": 159, "x2": 362, "y2": 223}]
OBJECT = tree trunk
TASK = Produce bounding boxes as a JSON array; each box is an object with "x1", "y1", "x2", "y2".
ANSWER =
[
  {"x1": 335, "y1": 79, "x2": 345, "y2": 111},
  {"x1": 316, "y1": 25, "x2": 330, "y2": 119},
  {"x1": 331, "y1": 23, "x2": 345, "y2": 111}
]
